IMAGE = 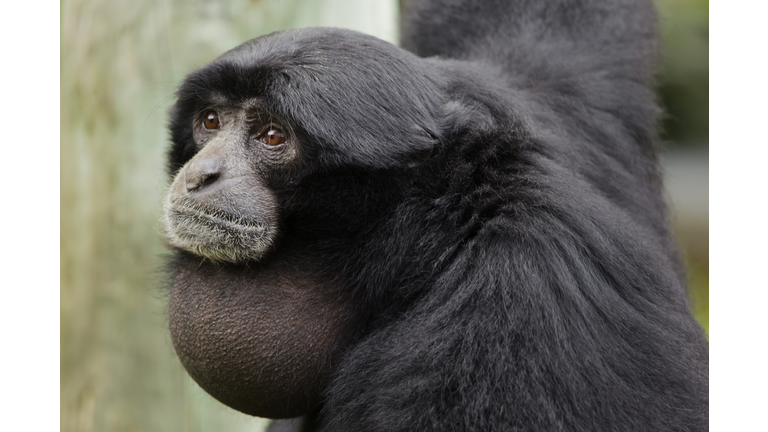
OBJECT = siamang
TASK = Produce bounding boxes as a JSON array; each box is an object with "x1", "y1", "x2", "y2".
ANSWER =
[{"x1": 162, "y1": 0, "x2": 709, "y2": 430}]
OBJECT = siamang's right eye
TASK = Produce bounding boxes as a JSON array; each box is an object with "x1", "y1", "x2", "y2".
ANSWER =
[{"x1": 203, "y1": 110, "x2": 220, "y2": 130}]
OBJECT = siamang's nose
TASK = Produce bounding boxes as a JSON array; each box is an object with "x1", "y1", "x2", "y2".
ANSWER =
[{"x1": 185, "y1": 156, "x2": 223, "y2": 193}]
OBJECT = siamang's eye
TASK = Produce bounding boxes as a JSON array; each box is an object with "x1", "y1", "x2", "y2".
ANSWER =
[
  {"x1": 203, "y1": 111, "x2": 220, "y2": 129},
  {"x1": 260, "y1": 128, "x2": 286, "y2": 146}
]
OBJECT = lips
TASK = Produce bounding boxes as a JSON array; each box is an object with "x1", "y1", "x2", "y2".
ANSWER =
[{"x1": 168, "y1": 201, "x2": 268, "y2": 237}]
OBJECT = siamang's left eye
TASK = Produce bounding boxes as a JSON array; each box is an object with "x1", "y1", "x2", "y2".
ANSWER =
[
  {"x1": 203, "y1": 110, "x2": 220, "y2": 129},
  {"x1": 259, "y1": 128, "x2": 286, "y2": 146}
]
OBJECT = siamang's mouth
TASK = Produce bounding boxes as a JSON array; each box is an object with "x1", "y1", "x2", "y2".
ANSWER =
[
  {"x1": 163, "y1": 199, "x2": 274, "y2": 263},
  {"x1": 168, "y1": 202, "x2": 268, "y2": 235}
]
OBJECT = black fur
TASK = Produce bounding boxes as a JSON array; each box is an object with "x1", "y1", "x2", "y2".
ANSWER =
[{"x1": 166, "y1": 0, "x2": 708, "y2": 430}]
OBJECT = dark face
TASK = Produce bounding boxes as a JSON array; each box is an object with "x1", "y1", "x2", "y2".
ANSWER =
[
  {"x1": 164, "y1": 28, "x2": 444, "y2": 418},
  {"x1": 164, "y1": 100, "x2": 294, "y2": 263}
]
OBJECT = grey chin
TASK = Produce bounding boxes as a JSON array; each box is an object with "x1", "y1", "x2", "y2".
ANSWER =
[{"x1": 163, "y1": 204, "x2": 275, "y2": 264}]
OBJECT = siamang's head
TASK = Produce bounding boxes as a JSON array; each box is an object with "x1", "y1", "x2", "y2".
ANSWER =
[{"x1": 163, "y1": 28, "x2": 447, "y2": 263}]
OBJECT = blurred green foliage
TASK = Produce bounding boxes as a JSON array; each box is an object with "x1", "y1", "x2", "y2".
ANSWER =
[
  {"x1": 689, "y1": 263, "x2": 709, "y2": 335},
  {"x1": 656, "y1": 0, "x2": 709, "y2": 147}
]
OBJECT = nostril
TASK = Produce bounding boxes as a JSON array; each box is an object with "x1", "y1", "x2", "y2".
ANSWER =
[
  {"x1": 186, "y1": 172, "x2": 221, "y2": 193},
  {"x1": 201, "y1": 172, "x2": 220, "y2": 188}
]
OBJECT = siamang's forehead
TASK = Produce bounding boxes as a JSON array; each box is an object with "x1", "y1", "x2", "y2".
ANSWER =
[{"x1": 179, "y1": 28, "x2": 433, "y2": 102}]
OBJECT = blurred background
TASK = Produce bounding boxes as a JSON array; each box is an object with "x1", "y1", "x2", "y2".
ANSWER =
[{"x1": 60, "y1": 0, "x2": 708, "y2": 431}]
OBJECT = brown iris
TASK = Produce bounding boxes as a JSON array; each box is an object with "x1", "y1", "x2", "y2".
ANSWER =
[
  {"x1": 203, "y1": 110, "x2": 220, "y2": 129},
  {"x1": 260, "y1": 128, "x2": 286, "y2": 146}
]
